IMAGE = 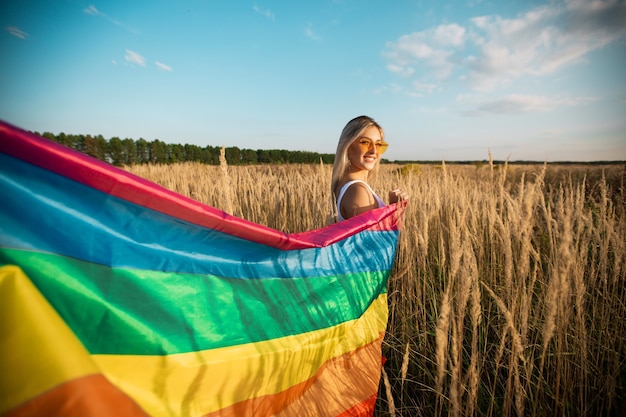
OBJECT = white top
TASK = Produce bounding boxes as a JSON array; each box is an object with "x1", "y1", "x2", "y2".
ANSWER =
[{"x1": 336, "y1": 180, "x2": 385, "y2": 221}]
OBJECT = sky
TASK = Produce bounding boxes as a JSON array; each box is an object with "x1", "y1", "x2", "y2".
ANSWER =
[{"x1": 1, "y1": 0, "x2": 625, "y2": 162}]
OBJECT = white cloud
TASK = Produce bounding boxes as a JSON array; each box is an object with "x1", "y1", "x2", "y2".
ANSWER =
[
  {"x1": 387, "y1": 63, "x2": 414, "y2": 77},
  {"x1": 458, "y1": 93, "x2": 596, "y2": 115},
  {"x1": 84, "y1": 4, "x2": 138, "y2": 34},
  {"x1": 253, "y1": 3, "x2": 275, "y2": 21},
  {"x1": 6, "y1": 26, "x2": 29, "y2": 39},
  {"x1": 155, "y1": 61, "x2": 173, "y2": 71},
  {"x1": 83, "y1": 5, "x2": 103, "y2": 16},
  {"x1": 414, "y1": 81, "x2": 439, "y2": 94},
  {"x1": 305, "y1": 23, "x2": 322, "y2": 41},
  {"x1": 383, "y1": 0, "x2": 626, "y2": 93},
  {"x1": 125, "y1": 49, "x2": 146, "y2": 66},
  {"x1": 433, "y1": 23, "x2": 466, "y2": 47},
  {"x1": 382, "y1": 23, "x2": 465, "y2": 82},
  {"x1": 464, "y1": 0, "x2": 625, "y2": 90}
]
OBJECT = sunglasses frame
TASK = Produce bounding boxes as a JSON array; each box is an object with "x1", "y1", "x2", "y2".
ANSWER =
[{"x1": 355, "y1": 137, "x2": 389, "y2": 155}]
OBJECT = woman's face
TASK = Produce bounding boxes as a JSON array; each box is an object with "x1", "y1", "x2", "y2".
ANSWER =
[{"x1": 347, "y1": 126, "x2": 384, "y2": 172}]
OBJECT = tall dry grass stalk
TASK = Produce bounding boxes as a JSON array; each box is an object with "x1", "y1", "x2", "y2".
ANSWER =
[
  {"x1": 382, "y1": 366, "x2": 397, "y2": 417},
  {"x1": 125, "y1": 160, "x2": 626, "y2": 417},
  {"x1": 219, "y1": 146, "x2": 235, "y2": 215}
]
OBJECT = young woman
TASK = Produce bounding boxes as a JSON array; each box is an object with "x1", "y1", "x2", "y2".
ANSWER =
[{"x1": 331, "y1": 115, "x2": 409, "y2": 222}]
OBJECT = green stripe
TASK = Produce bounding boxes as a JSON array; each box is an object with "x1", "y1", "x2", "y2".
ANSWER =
[{"x1": 1, "y1": 249, "x2": 389, "y2": 355}]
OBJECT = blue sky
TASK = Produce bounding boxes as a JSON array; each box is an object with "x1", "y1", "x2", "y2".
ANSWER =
[{"x1": 2, "y1": 0, "x2": 625, "y2": 161}]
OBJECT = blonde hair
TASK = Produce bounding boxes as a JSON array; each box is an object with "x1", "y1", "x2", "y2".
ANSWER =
[{"x1": 330, "y1": 115, "x2": 385, "y2": 205}]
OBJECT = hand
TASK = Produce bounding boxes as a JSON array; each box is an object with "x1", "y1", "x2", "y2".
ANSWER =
[{"x1": 389, "y1": 189, "x2": 409, "y2": 204}]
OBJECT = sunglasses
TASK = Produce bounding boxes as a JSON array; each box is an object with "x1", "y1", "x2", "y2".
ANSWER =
[{"x1": 355, "y1": 137, "x2": 389, "y2": 155}]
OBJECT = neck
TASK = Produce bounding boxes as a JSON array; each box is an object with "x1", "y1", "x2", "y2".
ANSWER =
[{"x1": 345, "y1": 169, "x2": 368, "y2": 182}]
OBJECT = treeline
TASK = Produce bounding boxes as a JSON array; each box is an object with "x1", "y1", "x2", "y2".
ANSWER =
[
  {"x1": 394, "y1": 159, "x2": 626, "y2": 166},
  {"x1": 37, "y1": 131, "x2": 336, "y2": 166}
]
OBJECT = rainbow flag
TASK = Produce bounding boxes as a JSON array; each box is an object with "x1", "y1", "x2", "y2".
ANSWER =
[{"x1": 0, "y1": 121, "x2": 403, "y2": 417}]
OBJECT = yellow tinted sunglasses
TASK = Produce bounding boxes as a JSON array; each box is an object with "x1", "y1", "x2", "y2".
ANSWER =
[{"x1": 355, "y1": 137, "x2": 389, "y2": 155}]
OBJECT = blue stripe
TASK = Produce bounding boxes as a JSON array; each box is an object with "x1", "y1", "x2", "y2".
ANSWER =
[{"x1": 0, "y1": 153, "x2": 398, "y2": 278}]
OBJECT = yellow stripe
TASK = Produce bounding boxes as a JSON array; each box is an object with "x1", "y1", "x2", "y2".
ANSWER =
[
  {"x1": 0, "y1": 265, "x2": 98, "y2": 415},
  {"x1": 94, "y1": 295, "x2": 388, "y2": 417}
]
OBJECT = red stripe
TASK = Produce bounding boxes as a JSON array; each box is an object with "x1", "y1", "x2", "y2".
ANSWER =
[
  {"x1": 335, "y1": 394, "x2": 377, "y2": 417},
  {"x1": 0, "y1": 121, "x2": 403, "y2": 250},
  {"x1": 2, "y1": 374, "x2": 149, "y2": 417}
]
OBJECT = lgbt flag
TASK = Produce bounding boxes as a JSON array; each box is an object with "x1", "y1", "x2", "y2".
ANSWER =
[{"x1": 0, "y1": 121, "x2": 403, "y2": 417}]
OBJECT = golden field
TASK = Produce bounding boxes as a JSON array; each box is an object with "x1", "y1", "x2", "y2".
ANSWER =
[{"x1": 126, "y1": 159, "x2": 625, "y2": 417}]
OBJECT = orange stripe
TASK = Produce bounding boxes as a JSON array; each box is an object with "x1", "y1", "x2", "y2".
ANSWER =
[
  {"x1": 204, "y1": 333, "x2": 384, "y2": 417},
  {"x1": 2, "y1": 374, "x2": 148, "y2": 417}
]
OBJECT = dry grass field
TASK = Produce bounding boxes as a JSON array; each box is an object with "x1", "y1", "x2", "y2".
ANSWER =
[{"x1": 126, "y1": 158, "x2": 626, "y2": 417}]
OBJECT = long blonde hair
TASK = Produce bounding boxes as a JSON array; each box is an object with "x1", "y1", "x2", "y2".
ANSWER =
[{"x1": 330, "y1": 115, "x2": 385, "y2": 206}]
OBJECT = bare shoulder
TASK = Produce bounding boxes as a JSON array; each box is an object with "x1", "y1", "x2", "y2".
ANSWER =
[
  {"x1": 340, "y1": 181, "x2": 377, "y2": 219},
  {"x1": 343, "y1": 181, "x2": 373, "y2": 200}
]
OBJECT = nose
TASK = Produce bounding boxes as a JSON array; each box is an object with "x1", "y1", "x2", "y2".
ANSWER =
[{"x1": 367, "y1": 143, "x2": 378, "y2": 154}]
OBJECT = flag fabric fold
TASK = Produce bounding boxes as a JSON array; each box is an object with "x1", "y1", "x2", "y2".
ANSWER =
[{"x1": 0, "y1": 121, "x2": 403, "y2": 417}]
